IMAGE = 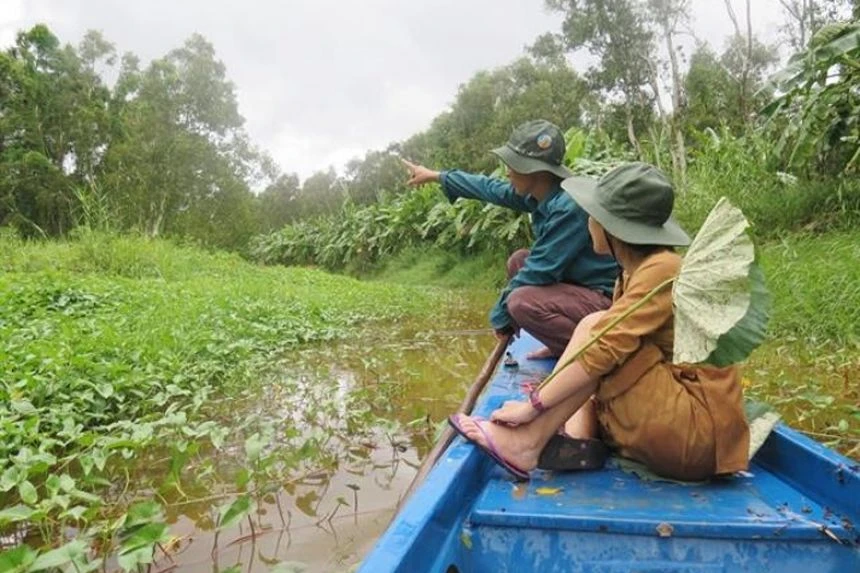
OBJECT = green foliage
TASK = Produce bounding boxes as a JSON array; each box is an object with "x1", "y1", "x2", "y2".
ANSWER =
[
  {"x1": 760, "y1": 230, "x2": 860, "y2": 344},
  {"x1": 677, "y1": 128, "x2": 860, "y2": 237},
  {"x1": 217, "y1": 495, "x2": 254, "y2": 530},
  {"x1": 250, "y1": 183, "x2": 530, "y2": 271},
  {"x1": 745, "y1": 229, "x2": 860, "y2": 456},
  {"x1": 684, "y1": 40, "x2": 779, "y2": 138},
  {"x1": 0, "y1": 25, "x2": 268, "y2": 250},
  {"x1": 763, "y1": 20, "x2": 860, "y2": 175},
  {"x1": 254, "y1": 123, "x2": 860, "y2": 275},
  {"x1": 100, "y1": 34, "x2": 264, "y2": 249},
  {"x1": 249, "y1": 128, "x2": 628, "y2": 271},
  {"x1": 0, "y1": 26, "x2": 113, "y2": 238},
  {"x1": 0, "y1": 233, "x2": 439, "y2": 565},
  {"x1": 547, "y1": 0, "x2": 654, "y2": 102},
  {"x1": 250, "y1": 184, "x2": 532, "y2": 272},
  {"x1": 406, "y1": 56, "x2": 592, "y2": 174}
]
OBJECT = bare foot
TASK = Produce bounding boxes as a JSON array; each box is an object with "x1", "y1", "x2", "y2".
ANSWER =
[
  {"x1": 458, "y1": 415, "x2": 542, "y2": 471},
  {"x1": 526, "y1": 346, "x2": 556, "y2": 360}
]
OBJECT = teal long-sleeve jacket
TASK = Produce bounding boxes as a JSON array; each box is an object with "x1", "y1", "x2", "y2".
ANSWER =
[{"x1": 439, "y1": 170, "x2": 619, "y2": 331}]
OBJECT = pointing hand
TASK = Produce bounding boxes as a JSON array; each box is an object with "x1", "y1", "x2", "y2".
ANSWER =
[{"x1": 401, "y1": 159, "x2": 440, "y2": 186}]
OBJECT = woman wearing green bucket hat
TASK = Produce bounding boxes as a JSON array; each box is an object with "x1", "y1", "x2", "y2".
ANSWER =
[
  {"x1": 449, "y1": 162, "x2": 749, "y2": 481},
  {"x1": 403, "y1": 120, "x2": 619, "y2": 358}
]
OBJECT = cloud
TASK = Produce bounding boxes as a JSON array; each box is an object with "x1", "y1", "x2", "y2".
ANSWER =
[{"x1": 0, "y1": 0, "x2": 25, "y2": 46}]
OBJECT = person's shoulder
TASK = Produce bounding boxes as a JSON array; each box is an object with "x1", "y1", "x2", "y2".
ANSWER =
[
  {"x1": 638, "y1": 250, "x2": 682, "y2": 275},
  {"x1": 547, "y1": 186, "x2": 584, "y2": 215}
]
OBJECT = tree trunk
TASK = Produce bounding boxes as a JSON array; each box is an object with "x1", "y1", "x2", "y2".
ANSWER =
[
  {"x1": 149, "y1": 195, "x2": 167, "y2": 237},
  {"x1": 723, "y1": 0, "x2": 753, "y2": 125},
  {"x1": 647, "y1": 123, "x2": 666, "y2": 172},
  {"x1": 650, "y1": 9, "x2": 688, "y2": 189},
  {"x1": 664, "y1": 22, "x2": 688, "y2": 189},
  {"x1": 625, "y1": 104, "x2": 643, "y2": 159}
]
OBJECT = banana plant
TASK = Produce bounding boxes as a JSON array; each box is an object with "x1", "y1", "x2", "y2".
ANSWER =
[{"x1": 762, "y1": 21, "x2": 860, "y2": 174}]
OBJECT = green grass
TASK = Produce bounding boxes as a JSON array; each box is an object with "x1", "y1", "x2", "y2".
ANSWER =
[
  {"x1": 1, "y1": 227, "x2": 856, "y2": 566},
  {"x1": 368, "y1": 246, "x2": 509, "y2": 290},
  {"x1": 760, "y1": 231, "x2": 860, "y2": 344},
  {"x1": 676, "y1": 133, "x2": 860, "y2": 240}
]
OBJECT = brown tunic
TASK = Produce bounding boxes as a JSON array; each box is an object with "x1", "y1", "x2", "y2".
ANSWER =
[{"x1": 579, "y1": 250, "x2": 750, "y2": 480}]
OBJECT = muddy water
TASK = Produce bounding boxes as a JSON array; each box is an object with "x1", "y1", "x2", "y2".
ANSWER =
[{"x1": 158, "y1": 291, "x2": 499, "y2": 572}]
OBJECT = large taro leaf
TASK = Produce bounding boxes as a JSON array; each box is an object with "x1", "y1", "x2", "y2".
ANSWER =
[
  {"x1": 706, "y1": 261, "x2": 770, "y2": 366},
  {"x1": 673, "y1": 198, "x2": 770, "y2": 365}
]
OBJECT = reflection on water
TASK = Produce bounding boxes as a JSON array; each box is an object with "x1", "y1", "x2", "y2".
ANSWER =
[
  {"x1": 160, "y1": 442, "x2": 419, "y2": 572},
  {"x1": 151, "y1": 290, "x2": 498, "y2": 572}
]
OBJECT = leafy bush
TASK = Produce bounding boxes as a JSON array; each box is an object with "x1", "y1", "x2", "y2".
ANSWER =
[
  {"x1": 762, "y1": 20, "x2": 860, "y2": 176},
  {"x1": 249, "y1": 183, "x2": 533, "y2": 272},
  {"x1": 678, "y1": 128, "x2": 860, "y2": 238}
]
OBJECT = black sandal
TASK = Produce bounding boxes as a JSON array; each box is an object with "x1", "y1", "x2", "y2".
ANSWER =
[{"x1": 537, "y1": 434, "x2": 608, "y2": 471}]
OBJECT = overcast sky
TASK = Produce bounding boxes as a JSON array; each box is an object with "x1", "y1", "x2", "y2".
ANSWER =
[{"x1": 1, "y1": 0, "x2": 789, "y2": 180}]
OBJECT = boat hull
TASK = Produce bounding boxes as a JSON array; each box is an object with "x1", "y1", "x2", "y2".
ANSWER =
[{"x1": 361, "y1": 333, "x2": 860, "y2": 572}]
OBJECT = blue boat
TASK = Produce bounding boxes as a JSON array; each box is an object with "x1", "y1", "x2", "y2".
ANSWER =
[{"x1": 361, "y1": 333, "x2": 860, "y2": 572}]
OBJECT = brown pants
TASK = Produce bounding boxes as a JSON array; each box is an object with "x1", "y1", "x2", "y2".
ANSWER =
[{"x1": 506, "y1": 249, "x2": 612, "y2": 356}]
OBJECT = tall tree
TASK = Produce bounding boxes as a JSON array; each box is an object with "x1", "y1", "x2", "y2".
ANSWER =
[
  {"x1": 100, "y1": 34, "x2": 258, "y2": 247},
  {"x1": 683, "y1": 39, "x2": 777, "y2": 137},
  {"x1": 295, "y1": 168, "x2": 342, "y2": 219},
  {"x1": 778, "y1": 0, "x2": 855, "y2": 51},
  {"x1": 545, "y1": 0, "x2": 656, "y2": 154},
  {"x1": 343, "y1": 148, "x2": 407, "y2": 204},
  {"x1": 420, "y1": 56, "x2": 591, "y2": 173},
  {"x1": 646, "y1": 0, "x2": 691, "y2": 184},
  {"x1": 0, "y1": 25, "x2": 114, "y2": 236},
  {"x1": 257, "y1": 173, "x2": 301, "y2": 230},
  {"x1": 720, "y1": 0, "x2": 781, "y2": 126}
]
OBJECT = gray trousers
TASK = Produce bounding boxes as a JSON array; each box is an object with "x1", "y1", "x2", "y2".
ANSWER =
[{"x1": 506, "y1": 249, "x2": 612, "y2": 356}]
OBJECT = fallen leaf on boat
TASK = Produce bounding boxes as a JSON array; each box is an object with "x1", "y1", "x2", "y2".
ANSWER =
[
  {"x1": 511, "y1": 483, "x2": 527, "y2": 500},
  {"x1": 819, "y1": 525, "x2": 843, "y2": 544},
  {"x1": 656, "y1": 522, "x2": 674, "y2": 537},
  {"x1": 535, "y1": 487, "x2": 563, "y2": 496},
  {"x1": 460, "y1": 531, "x2": 473, "y2": 549}
]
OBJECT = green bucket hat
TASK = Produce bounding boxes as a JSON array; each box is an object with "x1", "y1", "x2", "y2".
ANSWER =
[
  {"x1": 561, "y1": 162, "x2": 691, "y2": 247},
  {"x1": 491, "y1": 119, "x2": 574, "y2": 179}
]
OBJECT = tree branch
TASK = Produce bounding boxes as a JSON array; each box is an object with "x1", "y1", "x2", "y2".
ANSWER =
[{"x1": 723, "y1": 0, "x2": 743, "y2": 37}]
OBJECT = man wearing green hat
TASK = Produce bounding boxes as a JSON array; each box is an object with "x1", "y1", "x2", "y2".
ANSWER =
[{"x1": 403, "y1": 119, "x2": 618, "y2": 358}]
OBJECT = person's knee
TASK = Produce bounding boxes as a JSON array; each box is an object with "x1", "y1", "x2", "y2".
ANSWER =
[
  {"x1": 507, "y1": 286, "x2": 538, "y2": 323},
  {"x1": 574, "y1": 311, "x2": 606, "y2": 337}
]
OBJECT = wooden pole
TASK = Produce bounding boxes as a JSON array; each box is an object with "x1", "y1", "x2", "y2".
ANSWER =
[{"x1": 394, "y1": 334, "x2": 511, "y2": 513}]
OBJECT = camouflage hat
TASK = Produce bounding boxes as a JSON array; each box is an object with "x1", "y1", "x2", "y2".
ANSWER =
[
  {"x1": 491, "y1": 120, "x2": 573, "y2": 179},
  {"x1": 562, "y1": 162, "x2": 691, "y2": 246}
]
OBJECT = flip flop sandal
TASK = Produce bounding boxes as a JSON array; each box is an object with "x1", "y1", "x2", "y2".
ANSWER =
[
  {"x1": 537, "y1": 434, "x2": 608, "y2": 471},
  {"x1": 448, "y1": 414, "x2": 530, "y2": 481}
]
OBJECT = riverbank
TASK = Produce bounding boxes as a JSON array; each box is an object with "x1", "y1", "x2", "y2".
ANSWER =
[{"x1": 0, "y1": 232, "x2": 467, "y2": 569}]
